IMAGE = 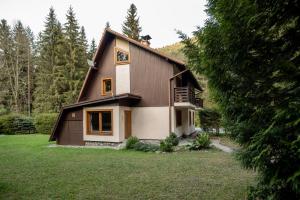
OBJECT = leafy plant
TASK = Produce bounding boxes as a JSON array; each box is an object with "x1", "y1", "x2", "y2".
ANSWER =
[
  {"x1": 125, "y1": 136, "x2": 139, "y2": 149},
  {"x1": 188, "y1": 133, "x2": 211, "y2": 150},
  {"x1": 167, "y1": 132, "x2": 179, "y2": 146},
  {"x1": 33, "y1": 113, "x2": 57, "y2": 134}
]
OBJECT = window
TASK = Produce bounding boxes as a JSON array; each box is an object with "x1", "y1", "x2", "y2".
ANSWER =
[
  {"x1": 115, "y1": 48, "x2": 130, "y2": 64},
  {"x1": 86, "y1": 110, "x2": 113, "y2": 135},
  {"x1": 176, "y1": 110, "x2": 182, "y2": 127},
  {"x1": 102, "y1": 78, "x2": 112, "y2": 95},
  {"x1": 189, "y1": 111, "x2": 192, "y2": 126}
]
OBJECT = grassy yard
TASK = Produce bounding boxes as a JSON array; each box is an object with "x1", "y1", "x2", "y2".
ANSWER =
[{"x1": 0, "y1": 135, "x2": 255, "y2": 200}]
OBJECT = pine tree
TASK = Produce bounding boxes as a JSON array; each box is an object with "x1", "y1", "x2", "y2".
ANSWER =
[
  {"x1": 105, "y1": 21, "x2": 110, "y2": 29},
  {"x1": 122, "y1": 4, "x2": 142, "y2": 40},
  {"x1": 88, "y1": 38, "x2": 97, "y2": 60}
]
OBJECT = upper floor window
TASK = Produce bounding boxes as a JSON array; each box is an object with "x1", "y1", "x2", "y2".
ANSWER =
[
  {"x1": 102, "y1": 78, "x2": 112, "y2": 95},
  {"x1": 115, "y1": 48, "x2": 130, "y2": 64}
]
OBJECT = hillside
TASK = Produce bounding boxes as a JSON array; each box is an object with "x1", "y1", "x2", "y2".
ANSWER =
[{"x1": 157, "y1": 42, "x2": 215, "y2": 109}]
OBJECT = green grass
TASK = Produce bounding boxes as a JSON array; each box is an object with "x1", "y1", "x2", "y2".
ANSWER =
[
  {"x1": 0, "y1": 135, "x2": 255, "y2": 200},
  {"x1": 217, "y1": 136, "x2": 241, "y2": 150}
]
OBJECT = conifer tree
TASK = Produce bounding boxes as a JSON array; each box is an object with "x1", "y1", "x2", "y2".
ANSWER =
[
  {"x1": 63, "y1": 6, "x2": 88, "y2": 104},
  {"x1": 88, "y1": 38, "x2": 97, "y2": 60},
  {"x1": 122, "y1": 4, "x2": 142, "y2": 40},
  {"x1": 105, "y1": 21, "x2": 110, "y2": 29},
  {"x1": 34, "y1": 7, "x2": 66, "y2": 112}
]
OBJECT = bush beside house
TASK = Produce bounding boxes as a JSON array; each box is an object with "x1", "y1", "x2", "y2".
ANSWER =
[{"x1": 34, "y1": 113, "x2": 58, "y2": 134}]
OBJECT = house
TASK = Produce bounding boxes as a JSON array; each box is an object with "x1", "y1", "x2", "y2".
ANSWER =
[{"x1": 49, "y1": 28, "x2": 203, "y2": 145}]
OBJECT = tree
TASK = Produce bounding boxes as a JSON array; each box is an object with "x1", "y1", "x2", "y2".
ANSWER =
[
  {"x1": 63, "y1": 6, "x2": 88, "y2": 105},
  {"x1": 122, "y1": 3, "x2": 142, "y2": 40},
  {"x1": 34, "y1": 7, "x2": 66, "y2": 112},
  {"x1": 88, "y1": 38, "x2": 97, "y2": 60},
  {"x1": 105, "y1": 21, "x2": 110, "y2": 29},
  {"x1": 179, "y1": 0, "x2": 300, "y2": 199}
]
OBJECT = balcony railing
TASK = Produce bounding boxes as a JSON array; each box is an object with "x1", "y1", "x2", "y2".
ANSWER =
[{"x1": 174, "y1": 87, "x2": 203, "y2": 107}]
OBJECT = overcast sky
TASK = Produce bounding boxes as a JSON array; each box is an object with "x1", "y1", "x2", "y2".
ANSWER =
[{"x1": 0, "y1": 0, "x2": 208, "y2": 48}]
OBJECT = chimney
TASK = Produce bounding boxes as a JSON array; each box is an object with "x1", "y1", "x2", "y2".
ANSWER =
[{"x1": 141, "y1": 35, "x2": 152, "y2": 47}]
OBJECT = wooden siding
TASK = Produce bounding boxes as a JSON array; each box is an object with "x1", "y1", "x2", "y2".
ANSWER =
[
  {"x1": 57, "y1": 108, "x2": 84, "y2": 145},
  {"x1": 79, "y1": 37, "x2": 116, "y2": 102},
  {"x1": 130, "y1": 44, "x2": 174, "y2": 107}
]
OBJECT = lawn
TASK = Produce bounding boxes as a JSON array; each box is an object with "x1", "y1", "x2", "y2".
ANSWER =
[{"x1": 0, "y1": 135, "x2": 255, "y2": 200}]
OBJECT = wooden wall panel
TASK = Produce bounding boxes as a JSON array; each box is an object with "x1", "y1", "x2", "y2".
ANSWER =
[
  {"x1": 130, "y1": 44, "x2": 174, "y2": 107},
  {"x1": 80, "y1": 38, "x2": 116, "y2": 101}
]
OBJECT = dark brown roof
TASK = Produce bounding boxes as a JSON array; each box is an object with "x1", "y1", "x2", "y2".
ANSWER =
[{"x1": 49, "y1": 93, "x2": 141, "y2": 141}]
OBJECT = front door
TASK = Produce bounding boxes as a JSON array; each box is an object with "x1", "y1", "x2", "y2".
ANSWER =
[{"x1": 124, "y1": 110, "x2": 132, "y2": 139}]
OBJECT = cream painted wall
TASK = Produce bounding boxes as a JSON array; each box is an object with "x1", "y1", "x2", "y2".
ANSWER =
[
  {"x1": 83, "y1": 106, "x2": 121, "y2": 142},
  {"x1": 131, "y1": 107, "x2": 169, "y2": 140},
  {"x1": 116, "y1": 38, "x2": 129, "y2": 51},
  {"x1": 116, "y1": 64, "x2": 130, "y2": 94}
]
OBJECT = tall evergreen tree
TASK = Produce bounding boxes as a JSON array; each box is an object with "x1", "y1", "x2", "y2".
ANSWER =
[
  {"x1": 122, "y1": 4, "x2": 142, "y2": 40},
  {"x1": 105, "y1": 21, "x2": 110, "y2": 29},
  {"x1": 179, "y1": 0, "x2": 300, "y2": 199},
  {"x1": 63, "y1": 6, "x2": 88, "y2": 104},
  {"x1": 34, "y1": 7, "x2": 66, "y2": 112},
  {"x1": 88, "y1": 38, "x2": 97, "y2": 60}
]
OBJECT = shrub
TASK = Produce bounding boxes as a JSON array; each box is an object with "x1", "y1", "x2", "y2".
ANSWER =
[
  {"x1": 167, "y1": 132, "x2": 179, "y2": 146},
  {"x1": 125, "y1": 136, "x2": 139, "y2": 149},
  {"x1": 160, "y1": 140, "x2": 174, "y2": 152},
  {"x1": 188, "y1": 133, "x2": 211, "y2": 150},
  {"x1": 133, "y1": 142, "x2": 159, "y2": 152},
  {"x1": 0, "y1": 114, "x2": 35, "y2": 135},
  {"x1": 34, "y1": 113, "x2": 58, "y2": 134}
]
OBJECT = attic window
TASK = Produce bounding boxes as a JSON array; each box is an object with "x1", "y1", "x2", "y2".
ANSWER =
[
  {"x1": 102, "y1": 78, "x2": 112, "y2": 96},
  {"x1": 115, "y1": 48, "x2": 130, "y2": 64}
]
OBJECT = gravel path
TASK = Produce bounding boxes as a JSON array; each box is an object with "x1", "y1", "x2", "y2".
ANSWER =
[{"x1": 210, "y1": 139, "x2": 234, "y2": 153}]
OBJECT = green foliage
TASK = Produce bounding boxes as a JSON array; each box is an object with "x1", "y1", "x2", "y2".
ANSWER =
[
  {"x1": 133, "y1": 142, "x2": 159, "y2": 152},
  {"x1": 0, "y1": 105, "x2": 9, "y2": 115},
  {"x1": 125, "y1": 136, "x2": 139, "y2": 149},
  {"x1": 160, "y1": 140, "x2": 174, "y2": 152},
  {"x1": 199, "y1": 108, "x2": 221, "y2": 133},
  {"x1": 33, "y1": 113, "x2": 58, "y2": 134},
  {"x1": 0, "y1": 114, "x2": 35, "y2": 134},
  {"x1": 166, "y1": 132, "x2": 179, "y2": 146},
  {"x1": 188, "y1": 133, "x2": 211, "y2": 150},
  {"x1": 179, "y1": 0, "x2": 300, "y2": 198},
  {"x1": 122, "y1": 4, "x2": 142, "y2": 40}
]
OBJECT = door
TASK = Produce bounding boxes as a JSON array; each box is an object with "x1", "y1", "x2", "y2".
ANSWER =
[{"x1": 124, "y1": 110, "x2": 132, "y2": 139}]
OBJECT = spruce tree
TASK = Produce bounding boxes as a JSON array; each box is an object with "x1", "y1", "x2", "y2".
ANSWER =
[
  {"x1": 179, "y1": 0, "x2": 300, "y2": 199},
  {"x1": 105, "y1": 21, "x2": 110, "y2": 29},
  {"x1": 122, "y1": 4, "x2": 142, "y2": 40},
  {"x1": 63, "y1": 6, "x2": 88, "y2": 104},
  {"x1": 88, "y1": 38, "x2": 97, "y2": 60},
  {"x1": 34, "y1": 7, "x2": 66, "y2": 112}
]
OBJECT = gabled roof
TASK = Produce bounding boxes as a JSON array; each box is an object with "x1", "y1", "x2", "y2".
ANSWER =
[
  {"x1": 49, "y1": 93, "x2": 141, "y2": 141},
  {"x1": 77, "y1": 28, "x2": 202, "y2": 102}
]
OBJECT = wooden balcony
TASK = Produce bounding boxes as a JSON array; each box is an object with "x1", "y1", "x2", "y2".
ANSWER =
[{"x1": 174, "y1": 87, "x2": 203, "y2": 108}]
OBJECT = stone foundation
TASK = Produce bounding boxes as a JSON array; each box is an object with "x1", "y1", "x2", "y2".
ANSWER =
[{"x1": 85, "y1": 141, "x2": 121, "y2": 147}]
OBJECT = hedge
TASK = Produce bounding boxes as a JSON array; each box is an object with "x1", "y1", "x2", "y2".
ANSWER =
[
  {"x1": 0, "y1": 114, "x2": 35, "y2": 135},
  {"x1": 33, "y1": 113, "x2": 58, "y2": 134}
]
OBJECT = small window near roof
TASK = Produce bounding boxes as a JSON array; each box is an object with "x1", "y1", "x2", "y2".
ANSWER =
[
  {"x1": 115, "y1": 48, "x2": 130, "y2": 64},
  {"x1": 102, "y1": 78, "x2": 112, "y2": 95}
]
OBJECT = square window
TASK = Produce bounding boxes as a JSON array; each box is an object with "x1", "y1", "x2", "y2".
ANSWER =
[
  {"x1": 87, "y1": 110, "x2": 113, "y2": 135},
  {"x1": 115, "y1": 48, "x2": 130, "y2": 64}
]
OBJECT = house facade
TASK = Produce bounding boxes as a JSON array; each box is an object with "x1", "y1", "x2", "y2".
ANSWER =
[{"x1": 49, "y1": 28, "x2": 203, "y2": 145}]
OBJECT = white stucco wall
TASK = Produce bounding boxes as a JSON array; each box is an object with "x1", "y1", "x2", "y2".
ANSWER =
[
  {"x1": 116, "y1": 64, "x2": 130, "y2": 94},
  {"x1": 131, "y1": 107, "x2": 169, "y2": 140}
]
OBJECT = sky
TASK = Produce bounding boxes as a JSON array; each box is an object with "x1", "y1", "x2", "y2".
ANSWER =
[{"x1": 0, "y1": 0, "x2": 208, "y2": 48}]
